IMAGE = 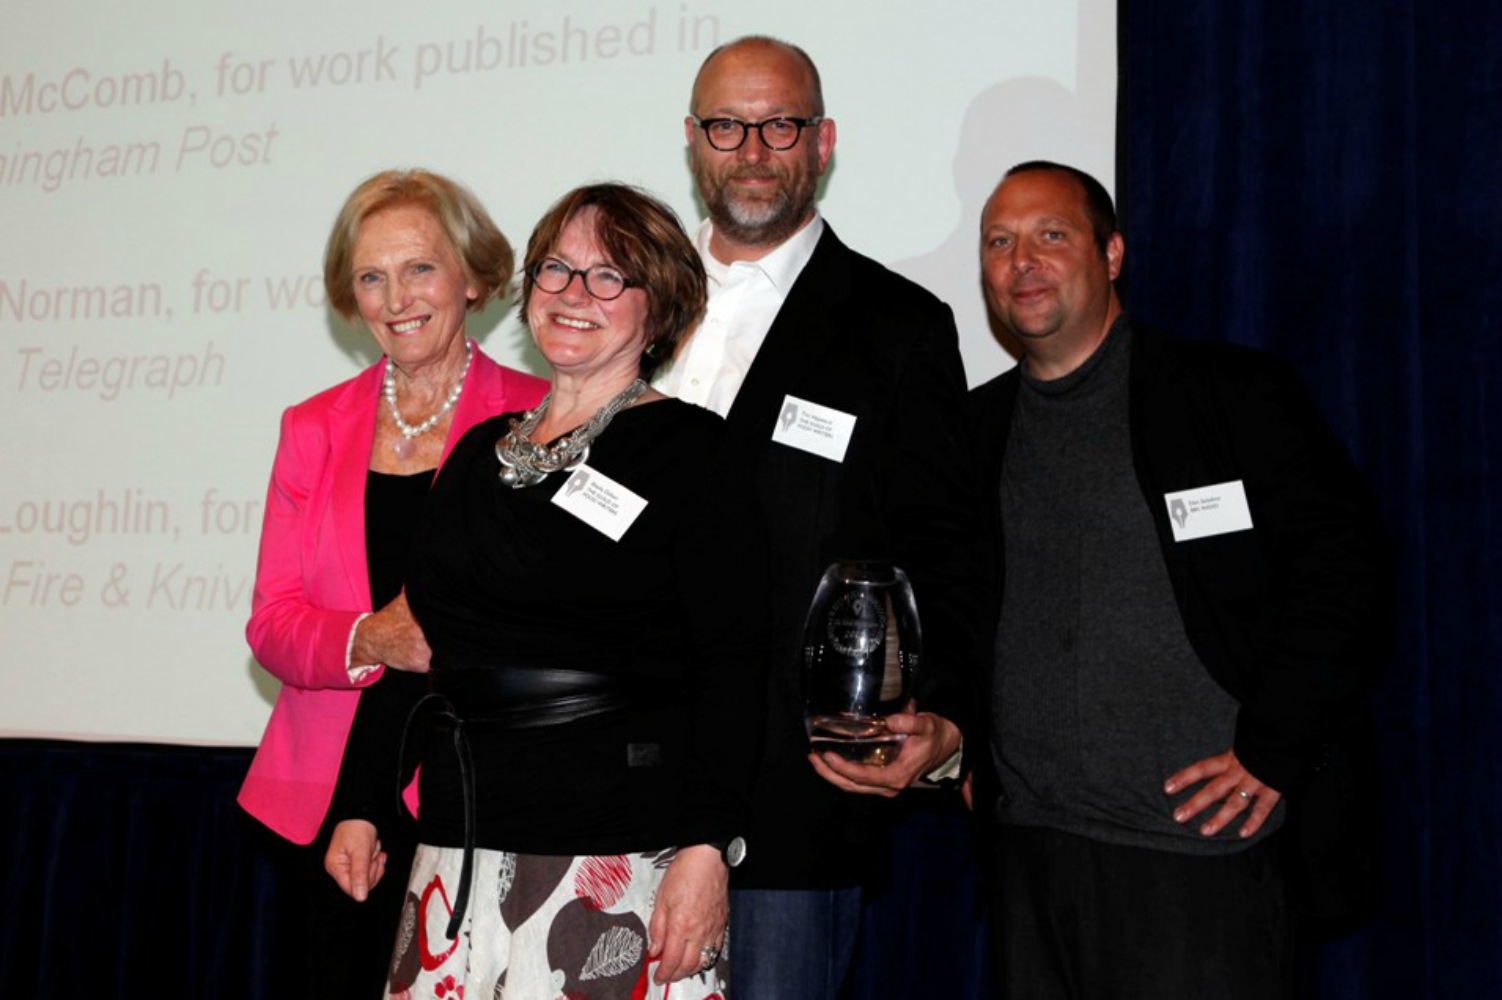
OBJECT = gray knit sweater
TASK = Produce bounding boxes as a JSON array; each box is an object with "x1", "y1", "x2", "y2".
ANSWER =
[{"x1": 991, "y1": 320, "x2": 1280, "y2": 854}]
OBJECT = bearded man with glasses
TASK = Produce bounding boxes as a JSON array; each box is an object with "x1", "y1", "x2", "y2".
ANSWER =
[{"x1": 654, "y1": 34, "x2": 985, "y2": 999}]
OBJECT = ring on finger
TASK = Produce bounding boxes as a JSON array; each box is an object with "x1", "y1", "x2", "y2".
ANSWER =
[
  {"x1": 1236, "y1": 789, "x2": 1253, "y2": 801},
  {"x1": 699, "y1": 944, "x2": 721, "y2": 969}
]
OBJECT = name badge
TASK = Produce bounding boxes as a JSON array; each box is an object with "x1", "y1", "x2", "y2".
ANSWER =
[
  {"x1": 770, "y1": 394, "x2": 857, "y2": 463},
  {"x1": 552, "y1": 465, "x2": 647, "y2": 541},
  {"x1": 1164, "y1": 479, "x2": 1254, "y2": 542}
]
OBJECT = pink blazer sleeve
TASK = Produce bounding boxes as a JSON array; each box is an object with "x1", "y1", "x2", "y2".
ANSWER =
[{"x1": 244, "y1": 393, "x2": 377, "y2": 691}]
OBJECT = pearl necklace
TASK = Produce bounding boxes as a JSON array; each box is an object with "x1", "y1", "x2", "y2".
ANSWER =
[
  {"x1": 383, "y1": 339, "x2": 472, "y2": 460},
  {"x1": 494, "y1": 378, "x2": 647, "y2": 488}
]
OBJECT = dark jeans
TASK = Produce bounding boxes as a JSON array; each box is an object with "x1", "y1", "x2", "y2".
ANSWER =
[
  {"x1": 728, "y1": 887, "x2": 863, "y2": 1000},
  {"x1": 991, "y1": 826, "x2": 1295, "y2": 1000}
]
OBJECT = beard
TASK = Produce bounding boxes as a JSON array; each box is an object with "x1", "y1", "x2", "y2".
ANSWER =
[{"x1": 693, "y1": 154, "x2": 819, "y2": 249}]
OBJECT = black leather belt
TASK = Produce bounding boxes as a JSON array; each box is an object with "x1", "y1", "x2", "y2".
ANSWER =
[{"x1": 397, "y1": 664, "x2": 662, "y2": 939}]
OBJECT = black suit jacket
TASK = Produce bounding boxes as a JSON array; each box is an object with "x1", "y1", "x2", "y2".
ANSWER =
[
  {"x1": 720, "y1": 224, "x2": 984, "y2": 888},
  {"x1": 968, "y1": 321, "x2": 1389, "y2": 928}
]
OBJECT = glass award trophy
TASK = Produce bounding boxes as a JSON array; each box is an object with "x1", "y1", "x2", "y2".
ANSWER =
[{"x1": 801, "y1": 560, "x2": 922, "y2": 765}]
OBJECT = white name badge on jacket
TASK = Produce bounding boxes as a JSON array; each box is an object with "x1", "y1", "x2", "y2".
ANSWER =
[
  {"x1": 1163, "y1": 479, "x2": 1254, "y2": 542},
  {"x1": 770, "y1": 394, "x2": 856, "y2": 463},
  {"x1": 552, "y1": 465, "x2": 646, "y2": 541}
]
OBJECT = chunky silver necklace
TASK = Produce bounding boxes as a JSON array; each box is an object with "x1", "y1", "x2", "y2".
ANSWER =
[
  {"x1": 383, "y1": 339, "x2": 472, "y2": 459},
  {"x1": 495, "y1": 378, "x2": 647, "y2": 488}
]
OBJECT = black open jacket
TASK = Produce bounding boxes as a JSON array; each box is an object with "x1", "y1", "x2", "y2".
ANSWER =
[{"x1": 968, "y1": 321, "x2": 1390, "y2": 929}]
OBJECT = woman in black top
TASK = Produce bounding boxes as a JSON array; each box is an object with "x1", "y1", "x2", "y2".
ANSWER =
[{"x1": 364, "y1": 184, "x2": 766, "y2": 999}]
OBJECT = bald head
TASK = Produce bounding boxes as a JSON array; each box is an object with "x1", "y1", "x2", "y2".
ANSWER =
[{"x1": 690, "y1": 35, "x2": 824, "y2": 118}]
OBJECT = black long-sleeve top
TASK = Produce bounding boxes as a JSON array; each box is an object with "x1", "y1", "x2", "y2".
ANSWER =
[{"x1": 403, "y1": 398, "x2": 769, "y2": 856}]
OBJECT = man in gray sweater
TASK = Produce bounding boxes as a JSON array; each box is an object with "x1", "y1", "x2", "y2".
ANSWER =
[{"x1": 968, "y1": 161, "x2": 1386, "y2": 998}]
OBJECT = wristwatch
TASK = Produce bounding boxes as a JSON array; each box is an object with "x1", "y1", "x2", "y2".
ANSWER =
[{"x1": 708, "y1": 836, "x2": 747, "y2": 868}]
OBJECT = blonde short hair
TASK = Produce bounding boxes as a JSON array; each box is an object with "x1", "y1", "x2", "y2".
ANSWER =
[{"x1": 323, "y1": 169, "x2": 513, "y2": 320}]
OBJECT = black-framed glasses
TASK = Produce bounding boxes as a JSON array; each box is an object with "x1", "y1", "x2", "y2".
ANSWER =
[
  {"x1": 691, "y1": 115, "x2": 824, "y2": 152},
  {"x1": 530, "y1": 257, "x2": 636, "y2": 301}
]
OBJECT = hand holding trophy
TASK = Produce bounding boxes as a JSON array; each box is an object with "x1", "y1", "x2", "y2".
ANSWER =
[{"x1": 802, "y1": 560, "x2": 922, "y2": 766}]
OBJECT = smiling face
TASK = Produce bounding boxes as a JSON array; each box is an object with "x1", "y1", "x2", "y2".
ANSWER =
[
  {"x1": 351, "y1": 204, "x2": 480, "y2": 374},
  {"x1": 981, "y1": 169, "x2": 1124, "y2": 376},
  {"x1": 686, "y1": 40, "x2": 834, "y2": 260},
  {"x1": 526, "y1": 206, "x2": 651, "y2": 384}
]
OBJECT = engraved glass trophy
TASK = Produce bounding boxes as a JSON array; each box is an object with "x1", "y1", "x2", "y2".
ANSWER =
[{"x1": 802, "y1": 560, "x2": 922, "y2": 765}]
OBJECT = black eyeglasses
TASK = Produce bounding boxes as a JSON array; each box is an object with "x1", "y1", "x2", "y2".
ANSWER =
[
  {"x1": 530, "y1": 258, "x2": 636, "y2": 301},
  {"x1": 691, "y1": 115, "x2": 823, "y2": 152}
]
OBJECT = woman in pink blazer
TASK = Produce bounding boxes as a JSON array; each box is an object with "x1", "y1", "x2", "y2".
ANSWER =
[{"x1": 238, "y1": 169, "x2": 546, "y2": 994}]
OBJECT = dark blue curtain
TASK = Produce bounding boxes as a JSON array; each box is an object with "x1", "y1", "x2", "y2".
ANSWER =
[
  {"x1": 1120, "y1": 2, "x2": 1501, "y2": 996},
  {"x1": 0, "y1": 741, "x2": 292, "y2": 998},
  {"x1": 0, "y1": 740, "x2": 993, "y2": 999}
]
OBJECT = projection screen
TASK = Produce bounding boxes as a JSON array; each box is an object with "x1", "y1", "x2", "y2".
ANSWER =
[{"x1": 0, "y1": 0, "x2": 1116, "y2": 744}]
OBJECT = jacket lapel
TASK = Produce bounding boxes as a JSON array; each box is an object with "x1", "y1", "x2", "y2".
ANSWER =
[
  {"x1": 443, "y1": 344, "x2": 504, "y2": 465},
  {"x1": 723, "y1": 226, "x2": 855, "y2": 445},
  {"x1": 327, "y1": 363, "x2": 382, "y2": 610}
]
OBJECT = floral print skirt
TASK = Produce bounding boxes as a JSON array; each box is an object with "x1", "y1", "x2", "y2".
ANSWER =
[{"x1": 385, "y1": 843, "x2": 729, "y2": 1000}]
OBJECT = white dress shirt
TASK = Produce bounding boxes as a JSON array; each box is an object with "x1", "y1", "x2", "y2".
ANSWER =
[{"x1": 654, "y1": 215, "x2": 825, "y2": 416}]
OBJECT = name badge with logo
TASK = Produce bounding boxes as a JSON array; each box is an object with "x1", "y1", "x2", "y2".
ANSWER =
[
  {"x1": 552, "y1": 465, "x2": 647, "y2": 542},
  {"x1": 1163, "y1": 479, "x2": 1254, "y2": 542},
  {"x1": 770, "y1": 394, "x2": 857, "y2": 463}
]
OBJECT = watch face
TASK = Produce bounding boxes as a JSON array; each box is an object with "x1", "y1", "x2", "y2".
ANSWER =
[{"x1": 724, "y1": 836, "x2": 747, "y2": 868}]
